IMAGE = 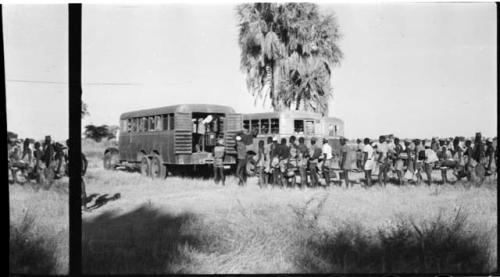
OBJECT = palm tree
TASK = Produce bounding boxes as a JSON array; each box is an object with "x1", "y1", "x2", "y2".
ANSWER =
[{"x1": 237, "y1": 3, "x2": 342, "y2": 115}]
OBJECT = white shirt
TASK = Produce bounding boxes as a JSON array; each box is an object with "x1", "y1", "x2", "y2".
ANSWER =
[
  {"x1": 322, "y1": 143, "x2": 333, "y2": 160},
  {"x1": 363, "y1": 144, "x2": 375, "y2": 161}
]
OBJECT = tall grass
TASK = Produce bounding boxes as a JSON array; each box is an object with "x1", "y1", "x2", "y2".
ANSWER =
[
  {"x1": 82, "y1": 140, "x2": 497, "y2": 274},
  {"x1": 9, "y1": 180, "x2": 69, "y2": 275}
]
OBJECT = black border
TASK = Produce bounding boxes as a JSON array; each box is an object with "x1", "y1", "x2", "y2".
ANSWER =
[{"x1": 69, "y1": 3, "x2": 82, "y2": 277}]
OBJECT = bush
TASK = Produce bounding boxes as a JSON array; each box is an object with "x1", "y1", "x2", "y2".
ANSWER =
[{"x1": 297, "y1": 209, "x2": 492, "y2": 273}]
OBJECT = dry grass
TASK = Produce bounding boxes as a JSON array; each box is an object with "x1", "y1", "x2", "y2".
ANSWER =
[
  {"x1": 82, "y1": 141, "x2": 497, "y2": 274},
  {"x1": 9, "y1": 179, "x2": 69, "y2": 275}
]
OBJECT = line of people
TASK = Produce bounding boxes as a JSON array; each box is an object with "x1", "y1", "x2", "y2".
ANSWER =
[
  {"x1": 220, "y1": 131, "x2": 497, "y2": 188},
  {"x1": 356, "y1": 132, "x2": 497, "y2": 187}
]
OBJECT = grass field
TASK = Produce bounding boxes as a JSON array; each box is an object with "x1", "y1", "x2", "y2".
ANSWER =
[
  {"x1": 9, "y1": 178, "x2": 69, "y2": 275},
  {"x1": 82, "y1": 139, "x2": 497, "y2": 274}
]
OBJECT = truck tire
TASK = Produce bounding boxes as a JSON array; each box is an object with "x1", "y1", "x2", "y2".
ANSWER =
[
  {"x1": 103, "y1": 149, "x2": 119, "y2": 170},
  {"x1": 140, "y1": 156, "x2": 151, "y2": 177},
  {"x1": 150, "y1": 155, "x2": 167, "y2": 179}
]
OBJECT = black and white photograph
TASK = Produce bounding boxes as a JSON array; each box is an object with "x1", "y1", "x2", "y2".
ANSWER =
[{"x1": 6, "y1": 1, "x2": 498, "y2": 275}]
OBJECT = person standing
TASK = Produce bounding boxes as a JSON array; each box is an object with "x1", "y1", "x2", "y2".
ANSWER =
[
  {"x1": 339, "y1": 137, "x2": 352, "y2": 188},
  {"x1": 414, "y1": 139, "x2": 425, "y2": 184},
  {"x1": 42, "y1": 135, "x2": 55, "y2": 169},
  {"x1": 256, "y1": 140, "x2": 266, "y2": 187},
  {"x1": 309, "y1": 138, "x2": 322, "y2": 187},
  {"x1": 424, "y1": 140, "x2": 439, "y2": 186},
  {"x1": 356, "y1": 138, "x2": 363, "y2": 171},
  {"x1": 270, "y1": 137, "x2": 280, "y2": 186},
  {"x1": 297, "y1": 137, "x2": 309, "y2": 188},
  {"x1": 235, "y1": 135, "x2": 247, "y2": 186},
  {"x1": 278, "y1": 138, "x2": 290, "y2": 187},
  {"x1": 485, "y1": 138, "x2": 495, "y2": 176},
  {"x1": 321, "y1": 138, "x2": 333, "y2": 186},
  {"x1": 393, "y1": 137, "x2": 404, "y2": 185},
  {"x1": 362, "y1": 138, "x2": 375, "y2": 187},
  {"x1": 213, "y1": 139, "x2": 226, "y2": 186},
  {"x1": 376, "y1": 135, "x2": 389, "y2": 186},
  {"x1": 264, "y1": 136, "x2": 273, "y2": 184}
]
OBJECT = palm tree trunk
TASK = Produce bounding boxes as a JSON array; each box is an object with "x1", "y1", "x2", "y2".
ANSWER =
[{"x1": 265, "y1": 64, "x2": 274, "y2": 109}]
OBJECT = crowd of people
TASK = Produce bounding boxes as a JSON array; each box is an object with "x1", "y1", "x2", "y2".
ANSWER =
[
  {"x1": 212, "y1": 131, "x2": 497, "y2": 188},
  {"x1": 7, "y1": 134, "x2": 73, "y2": 185}
]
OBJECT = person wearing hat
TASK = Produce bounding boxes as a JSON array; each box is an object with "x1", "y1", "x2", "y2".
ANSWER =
[
  {"x1": 235, "y1": 134, "x2": 247, "y2": 186},
  {"x1": 213, "y1": 139, "x2": 226, "y2": 186},
  {"x1": 321, "y1": 138, "x2": 333, "y2": 186},
  {"x1": 308, "y1": 137, "x2": 322, "y2": 187}
]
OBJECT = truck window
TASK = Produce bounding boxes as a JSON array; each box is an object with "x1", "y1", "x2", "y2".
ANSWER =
[
  {"x1": 260, "y1": 119, "x2": 269, "y2": 134},
  {"x1": 155, "y1": 116, "x2": 162, "y2": 131},
  {"x1": 271, "y1": 118, "x2": 279, "y2": 134},
  {"x1": 243, "y1": 120, "x2": 249, "y2": 132},
  {"x1": 127, "y1": 119, "x2": 132, "y2": 132},
  {"x1": 142, "y1": 117, "x2": 148, "y2": 132},
  {"x1": 169, "y1": 113, "x2": 174, "y2": 130},
  {"x1": 251, "y1": 120, "x2": 259, "y2": 134},
  {"x1": 294, "y1": 120, "x2": 304, "y2": 134},
  {"x1": 149, "y1": 116, "x2": 155, "y2": 131}
]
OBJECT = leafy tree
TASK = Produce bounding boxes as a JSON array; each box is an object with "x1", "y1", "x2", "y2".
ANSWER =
[
  {"x1": 84, "y1": 124, "x2": 114, "y2": 142},
  {"x1": 237, "y1": 3, "x2": 342, "y2": 115}
]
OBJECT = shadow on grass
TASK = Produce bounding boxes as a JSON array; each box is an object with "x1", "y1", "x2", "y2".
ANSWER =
[
  {"x1": 296, "y1": 210, "x2": 492, "y2": 274},
  {"x1": 10, "y1": 213, "x2": 58, "y2": 275},
  {"x1": 82, "y1": 204, "x2": 218, "y2": 274}
]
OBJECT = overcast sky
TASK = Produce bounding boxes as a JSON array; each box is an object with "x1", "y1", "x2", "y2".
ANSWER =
[{"x1": 4, "y1": 3, "x2": 497, "y2": 140}]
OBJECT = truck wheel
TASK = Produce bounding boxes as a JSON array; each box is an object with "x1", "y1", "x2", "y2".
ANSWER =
[
  {"x1": 150, "y1": 155, "x2": 167, "y2": 179},
  {"x1": 140, "y1": 156, "x2": 151, "y2": 177},
  {"x1": 103, "y1": 151, "x2": 119, "y2": 170}
]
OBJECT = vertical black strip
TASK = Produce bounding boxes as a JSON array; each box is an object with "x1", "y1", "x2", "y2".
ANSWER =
[
  {"x1": 68, "y1": 4, "x2": 82, "y2": 276},
  {"x1": 0, "y1": 6, "x2": 9, "y2": 268}
]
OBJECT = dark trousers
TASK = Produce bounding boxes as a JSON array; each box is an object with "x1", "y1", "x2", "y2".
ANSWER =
[
  {"x1": 236, "y1": 159, "x2": 247, "y2": 185},
  {"x1": 214, "y1": 166, "x2": 225, "y2": 185},
  {"x1": 299, "y1": 166, "x2": 307, "y2": 188},
  {"x1": 257, "y1": 166, "x2": 265, "y2": 187},
  {"x1": 309, "y1": 162, "x2": 319, "y2": 187}
]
